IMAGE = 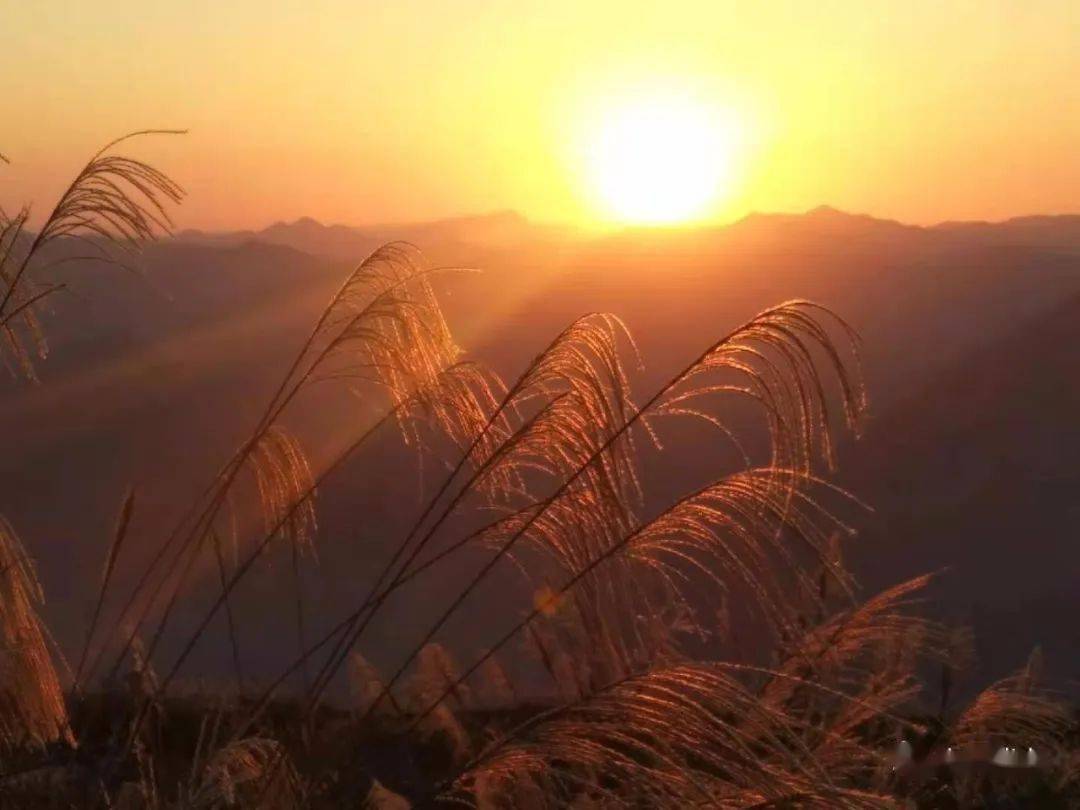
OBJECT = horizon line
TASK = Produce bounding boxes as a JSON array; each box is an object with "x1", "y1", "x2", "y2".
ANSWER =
[{"x1": 173, "y1": 205, "x2": 1080, "y2": 239}]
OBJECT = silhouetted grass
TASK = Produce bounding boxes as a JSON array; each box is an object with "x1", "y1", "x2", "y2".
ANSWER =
[{"x1": 0, "y1": 136, "x2": 1076, "y2": 808}]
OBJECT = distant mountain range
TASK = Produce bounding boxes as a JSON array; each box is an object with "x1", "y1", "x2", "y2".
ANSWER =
[
  {"x1": 3, "y1": 206, "x2": 1078, "y2": 688},
  {"x1": 173, "y1": 209, "x2": 566, "y2": 261},
  {"x1": 173, "y1": 206, "x2": 1080, "y2": 259}
]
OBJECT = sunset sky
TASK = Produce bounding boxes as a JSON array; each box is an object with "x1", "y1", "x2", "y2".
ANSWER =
[{"x1": 3, "y1": 1, "x2": 1078, "y2": 231}]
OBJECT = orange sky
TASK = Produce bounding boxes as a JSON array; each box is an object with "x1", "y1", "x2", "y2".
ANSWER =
[{"x1": 2, "y1": 1, "x2": 1078, "y2": 231}]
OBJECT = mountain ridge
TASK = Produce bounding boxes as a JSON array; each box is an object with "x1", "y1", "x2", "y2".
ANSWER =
[{"x1": 173, "y1": 206, "x2": 1080, "y2": 258}]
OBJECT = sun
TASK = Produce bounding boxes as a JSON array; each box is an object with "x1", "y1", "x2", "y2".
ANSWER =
[{"x1": 586, "y1": 95, "x2": 739, "y2": 225}]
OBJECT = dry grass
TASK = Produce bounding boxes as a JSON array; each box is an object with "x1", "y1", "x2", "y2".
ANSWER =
[
  {"x1": 453, "y1": 663, "x2": 902, "y2": 808},
  {"x1": 187, "y1": 737, "x2": 301, "y2": 809},
  {"x1": 0, "y1": 137, "x2": 1075, "y2": 809},
  {"x1": 0, "y1": 131, "x2": 184, "y2": 381},
  {"x1": 0, "y1": 517, "x2": 72, "y2": 752}
]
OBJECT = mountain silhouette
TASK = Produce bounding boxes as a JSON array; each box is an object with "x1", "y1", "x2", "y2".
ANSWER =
[
  {"x1": 4, "y1": 207, "x2": 1079, "y2": 685},
  {"x1": 844, "y1": 290, "x2": 1080, "y2": 686}
]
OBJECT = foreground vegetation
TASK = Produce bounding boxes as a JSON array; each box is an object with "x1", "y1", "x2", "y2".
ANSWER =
[{"x1": 1, "y1": 135, "x2": 1077, "y2": 808}]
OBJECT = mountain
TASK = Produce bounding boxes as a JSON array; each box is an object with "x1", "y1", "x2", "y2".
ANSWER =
[
  {"x1": 724, "y1": 205, "x2": 924, "y2": 245},
  {"x1": 178, "y1": 205, "x2": 1080, "y2": 262},
  {"x1": 934, "y1": 214, "x2": 1080, "y2": 249},
  {"x1": 2, "y1": 208, "x2": 1079, "y2": 685},
  {"x1": 175, "y1": 210, "x2": 563, "y2": 262},
  {"x1": 531, "y1": 208, "x2": 1080, "y2": 410},
  {"x1": 844, "y1": 291, "x2": 1080, "y2": 686}
]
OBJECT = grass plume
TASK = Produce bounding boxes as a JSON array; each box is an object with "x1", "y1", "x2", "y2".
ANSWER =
[{"x1": 0, "y1": 131, "x2": 184, "y2": 380}]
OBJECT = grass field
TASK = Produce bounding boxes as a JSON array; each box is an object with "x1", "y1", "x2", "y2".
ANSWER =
[{"x1": 1, "y1": 135, "x2": 1076, "y2": 809}]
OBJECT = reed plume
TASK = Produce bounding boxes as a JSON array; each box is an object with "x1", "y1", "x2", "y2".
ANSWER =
[
  {"x1": 951, "y1": 648, "x2": 1071, "y2": 755},
  {"x1": 451, "y1": 663, "x2": 898, "y2": 808},
  {"x1": 291, "y1": 311, "x2": 642, "y2": 718},
  {"x1": 250, "y1": 426, "x2": 318, "y2": 558},
  {"x1": 0, "y1": 131, "x2": 183, "y2": 381},
  {"x1": 470, "y1": 650, "x2": 516, "y2": 711},
  {"x1": 369, "y1": 302, "x2": 864, "y2": 725},
  {"x1": 189, "y1": 737, "x2": 301, "y2": 809},
  {"x1": 97, "y1": 242, "x2": 485, "y2": 702},
  {"x1": 347, "y1": 651, "x2": 390, "y2": 717},
  {"x1": 758, "y1": 575, "x2": 960, "y2": 787},
  {"x1": 0, "y1": 516, "x2": 73, "y2": 751},
  {"x1": 406, "y1": 644, "x2": 472, "y2": 764}
]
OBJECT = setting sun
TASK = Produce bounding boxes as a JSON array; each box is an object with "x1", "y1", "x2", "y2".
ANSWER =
[{"x1": 586, "y1": 95, "x2": 741, "y2": 225}]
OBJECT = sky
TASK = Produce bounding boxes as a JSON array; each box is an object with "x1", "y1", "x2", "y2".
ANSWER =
[{"x1": 2, "y1": 1, "x2": 1078, "y2": 231}]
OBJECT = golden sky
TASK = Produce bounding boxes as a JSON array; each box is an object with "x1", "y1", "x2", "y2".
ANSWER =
[{"x1": 2, "y1": 1, "x2": 1078, "y2": 230}]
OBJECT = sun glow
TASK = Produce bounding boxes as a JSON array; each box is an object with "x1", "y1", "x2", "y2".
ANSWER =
[{"x1": 586, "y1": 95, "x2": 741, "y2": 225}]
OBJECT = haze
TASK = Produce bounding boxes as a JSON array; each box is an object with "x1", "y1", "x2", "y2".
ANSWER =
[{"x1": 3, "y1": 1, "x2": 1079, "y2": 231}]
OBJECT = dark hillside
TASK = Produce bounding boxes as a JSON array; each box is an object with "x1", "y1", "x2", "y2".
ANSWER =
[{"x1": 844, "y1": 292, "x2": 1080, "y2": 686}]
